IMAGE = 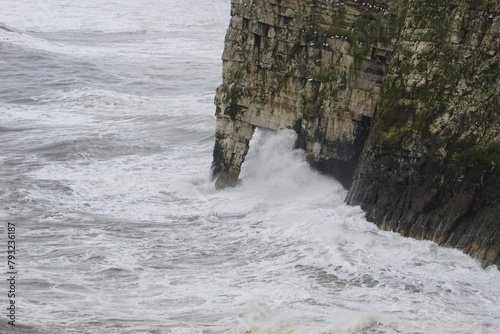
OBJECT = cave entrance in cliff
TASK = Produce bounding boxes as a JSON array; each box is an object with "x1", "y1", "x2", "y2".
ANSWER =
[
  {"x1": 353, "y1": 115, "x2": 371, "y2": 156},
  {"x1": 315, "y1": 115, "x2": 372, "y2": 189},
  {"x1": 349, "y1": 115, "x2": 372, "y2": 186}
]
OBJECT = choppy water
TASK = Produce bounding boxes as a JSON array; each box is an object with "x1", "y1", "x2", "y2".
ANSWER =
[{"x1": 1, "y1": 1, "x2": 499, "y2": 333}]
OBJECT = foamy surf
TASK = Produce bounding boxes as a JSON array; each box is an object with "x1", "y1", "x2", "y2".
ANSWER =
[
  {"x1": 233, "y1": 304, "x2": 419, "y2": 334},
  {"x1": 1, "y1": 1, "x2": 499, "y2": 334}
]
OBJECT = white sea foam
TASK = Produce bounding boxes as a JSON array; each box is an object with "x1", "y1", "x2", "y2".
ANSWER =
[{"x1": 0, "y1": 1, "x2": 499, "y2": 334}]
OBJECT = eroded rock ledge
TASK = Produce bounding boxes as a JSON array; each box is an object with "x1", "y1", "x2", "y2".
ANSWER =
[{"x1": 211, "y1": 0, "x2": 499, "y2": 268}]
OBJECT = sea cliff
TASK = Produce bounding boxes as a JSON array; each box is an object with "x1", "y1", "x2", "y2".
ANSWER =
[{"x1": 211, "y1": 0, "x2": 499, "y2": 268}]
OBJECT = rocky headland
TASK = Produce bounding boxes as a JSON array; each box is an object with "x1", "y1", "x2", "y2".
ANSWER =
[{"x1": 211, "y1": 0, "x2": 499, "y2": 268}]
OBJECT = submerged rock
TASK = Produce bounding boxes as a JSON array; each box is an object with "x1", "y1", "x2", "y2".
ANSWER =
[{"x1": 211, "y1": 0, "x2": 499, "y2": 268}]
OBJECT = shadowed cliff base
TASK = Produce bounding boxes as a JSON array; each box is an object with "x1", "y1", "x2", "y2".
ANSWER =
[{"x1": 211, "y1": 0, "x2": 499, "y2": 268}]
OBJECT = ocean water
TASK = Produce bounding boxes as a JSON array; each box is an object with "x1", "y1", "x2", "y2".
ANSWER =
[{"x1": 0, "y1": 1, "x2": 499, "y2": 333}]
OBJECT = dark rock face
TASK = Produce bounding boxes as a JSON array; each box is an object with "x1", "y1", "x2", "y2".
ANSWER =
[
  {"x1": 211, "y1": 0, "x2": 499, "y2": 268},
  {"x1": 347, "y1": 0, "x2": 500, "y2": 268}
]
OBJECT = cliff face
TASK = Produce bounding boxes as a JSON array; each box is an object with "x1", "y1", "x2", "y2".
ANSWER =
[
  {"x1": 346, "y1": 0, "x2": 500, "y2": 268},
  {"x1": 211, "y1": 0, "x2": 499, "y2": 268},
  {"x1": 212, "y1": 0, "x2": 398, "y2": 188}
]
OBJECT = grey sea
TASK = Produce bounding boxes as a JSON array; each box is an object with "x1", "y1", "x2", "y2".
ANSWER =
[{"x1": 1, "y1": 1, "x2": 499, "y2": 333}]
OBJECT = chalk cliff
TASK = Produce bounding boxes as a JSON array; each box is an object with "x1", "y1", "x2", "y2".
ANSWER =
[{"x1": 211, "y1": 0, "x2": 499, "y2": 268}]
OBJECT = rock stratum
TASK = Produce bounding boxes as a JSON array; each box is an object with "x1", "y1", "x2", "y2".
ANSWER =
[{"x1": 210, "y1": 0, "x2": 500, "y2": 268}]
